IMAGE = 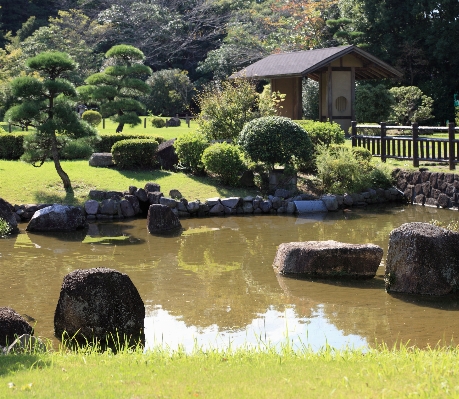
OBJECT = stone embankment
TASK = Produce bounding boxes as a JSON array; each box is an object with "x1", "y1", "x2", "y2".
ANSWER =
[
  {"x1": 7, "y1": 185, "x2": 404, "y2": 223},
  {"x1": 396, "y1": 169, "x2": 459, "y2": 209}
]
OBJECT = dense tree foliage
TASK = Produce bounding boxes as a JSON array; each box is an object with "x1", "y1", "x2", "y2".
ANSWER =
[
  {"x1": 0, "y1": 0, "x2": 458, "y2": 123},
  {"x1": 143, "y1": 69, "x2": 194, "y2": 116}
]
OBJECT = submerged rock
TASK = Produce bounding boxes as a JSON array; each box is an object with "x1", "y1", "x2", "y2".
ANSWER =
[
  {"x1": 273, "y1": 240, "x2": 383, "y2": 279},
  {"x1": 385, "y1": 222, "x2": 459, "y2": 295},
  {"x1": 147, "y1": 204, "x2": 182, "y2": 234}
]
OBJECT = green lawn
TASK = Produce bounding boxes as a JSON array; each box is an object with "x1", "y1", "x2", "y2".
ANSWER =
[
  {"x1": 0, "y1": 160, "x2": 259, "y2": 206},
  {"x1": 1, "y1": 344, "x2": 458, "y2": 398},
  {"x1": 1, "y1": 117, "x2": 198, "y2": 141}
]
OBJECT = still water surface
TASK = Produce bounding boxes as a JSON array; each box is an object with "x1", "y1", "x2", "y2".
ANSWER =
[{"x1": 1, "y1": 204, "x2": 459, "y2": 351}]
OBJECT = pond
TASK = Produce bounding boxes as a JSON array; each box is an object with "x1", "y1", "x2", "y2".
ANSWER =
[{"x1": 1, "y1": 203, "x2": 459, "y2": 352}]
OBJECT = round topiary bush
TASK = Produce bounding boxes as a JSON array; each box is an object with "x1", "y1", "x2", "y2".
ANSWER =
[
  {"x1": 174, "y1": 131, "x2": 208, "y2": 173},
  {"x1": 238, "y1": 116, "x2": 313, "y2": 170},
  {"x1": 81, "y1": 110, "x2": 102, "y2": 126},
  {"x1": 201, "y1": 142, "x2": 246, "y2": 186},
  {"x1": 151, "y1": 116, "x2": 166, "y2": 128},
  {"x1": 111, "y1": 139, "x2": 159, "y2": 169}
]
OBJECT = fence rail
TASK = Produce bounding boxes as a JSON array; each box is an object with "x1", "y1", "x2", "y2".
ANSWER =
[{"x1": 351, "y1": 121, "x2": 459, "y2": 170}]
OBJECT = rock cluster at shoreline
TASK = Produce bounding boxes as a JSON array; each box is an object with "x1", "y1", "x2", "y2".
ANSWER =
[{"x1": 4, "y1": 185, "x2": 405, "y2": 224}]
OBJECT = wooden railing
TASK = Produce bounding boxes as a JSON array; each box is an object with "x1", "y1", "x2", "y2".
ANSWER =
[{"x1": 351, "y1": 121, "x2": 459, "y2": 170}]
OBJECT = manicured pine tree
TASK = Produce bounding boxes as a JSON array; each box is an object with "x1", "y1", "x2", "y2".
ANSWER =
[
  {"x1": 4, "y1": 51, "x2": 98, "y2": 192},
  {"x1": 78, "y1": 45, "x2": 152, "y2": 133}
]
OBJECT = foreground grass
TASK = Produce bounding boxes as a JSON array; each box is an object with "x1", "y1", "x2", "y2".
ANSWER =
[
  {"x1": 1, "y1": 344, "x2": 458, "y2": 398},
  {"x1": 0, "y1": 160, "x2": 259, "y2": 205}
]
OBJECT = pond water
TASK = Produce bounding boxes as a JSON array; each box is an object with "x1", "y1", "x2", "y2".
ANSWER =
[{"x1": 1, "y1": 204, "x2": 459, "y2": 352}]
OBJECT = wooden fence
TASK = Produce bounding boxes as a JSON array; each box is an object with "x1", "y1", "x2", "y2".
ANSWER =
[{"x1": 351, "y1": 121, "x2": 459, "y2": 170}]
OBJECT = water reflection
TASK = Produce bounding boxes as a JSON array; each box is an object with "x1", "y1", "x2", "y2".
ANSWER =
[
  {"x1": 144, "y1": 305, "x2": 367, "y2": 352},
  {"x1": 0, "y1": 204, "x2": 459, "y2": 351}
]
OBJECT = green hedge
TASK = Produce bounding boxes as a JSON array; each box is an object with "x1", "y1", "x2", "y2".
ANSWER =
[
  {"x1": 0, "y1": 132, "x2": 27, "y2": 160},
  {"x1": 95, "y1": 133, "x2": 165, "y2": 153},
  {"x1": 294, "y1": 120, "x2": 345, "y2": 147},
  {"x1": 111, "y1": 139, "x2": 159, "y2": 169}
]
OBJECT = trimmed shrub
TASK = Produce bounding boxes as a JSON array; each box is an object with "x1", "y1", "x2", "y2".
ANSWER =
[
  {"x1": 175, "y1": 131, "x2": 208, "y2": 173},
  {"x1": 111, "y1": 139, "x2": 159, "y2": 169},
  {"x1": 0, "y1": 132, "x2": 26, "y2": 159},
  {"x1": 81, "y1": 110, "x2": 102, "y2": 126},
  {"x1": 151, "y1": 116, "x2": 166, "y2": 128},
  {"x1": 315, "y1": 145, "x2": 365, "y2": 194},
  {"x1": 95, "y1": 134, "x2": 165, "y2": 153},
  {"x1": 315, "y1": 144, "x2": 391, "y2": 194},
  {"x1": 238, "y1": 116, "x2": 313, "y2": 170},
  {"x1": 329, "y1": 144, "x2": 373, "y2": 163},
  {"x1": 60, "y1": 138, "x2": 94, "y2": 160},
  {"x1": 201, "y1": 143, "x2": 246, "y2": 186},
  {"x1": 294, "y1": 120, "x2": 345, "y2": 147}
]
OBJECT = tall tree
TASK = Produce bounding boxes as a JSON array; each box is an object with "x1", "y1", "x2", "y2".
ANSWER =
[
  {"x1": 4, "y1": 51, "x2": 98, "y2": 191},
  {"x1": 338, "y1": 0, "x2": 459, "y2": 123},
  {"x1": 0, "y1": 0, "x2": 57, "y2": 48},
  {"x1": 18, "y1": 10, "x2": 108, "y2": 84},
  {"x1": 95, "y1": 0, "x2": 232, "y2": 73},
  {"x1": 78, "y1": 45, "x2": 151, "y2": 133}
]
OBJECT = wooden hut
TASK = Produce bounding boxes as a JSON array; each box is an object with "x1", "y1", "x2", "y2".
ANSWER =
[{"x1": 232, "y1": 45, "x2": 402, "y2": 131}]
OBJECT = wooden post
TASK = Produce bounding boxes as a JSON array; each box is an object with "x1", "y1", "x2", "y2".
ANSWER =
[
  {"x1": 380, "y1": 122, "x2": 386, "y2": 163},
  {"x1": 327, "y1": 65, "x2": 333, "y2": 122},
  {"x1": 186, "y1": 114, "x2": 190, "y2": 128},
  {"x1": 8, "y1": 123, "x2": 11, "y2": 133},
  {"x1": 144, "y1": 117, "x2": 146, "y2": 128},
  {"x1": 449, "y1": 122, "x2": 455, "y2": 170},
  {"x1": 350, "y1": 67, "x2": 355, "y2": 123},
  {"x1": 412, "y1": 122, "x2": 419, "y2": 168},
  {"x1": 351, "y1": 121, "x2": 357, "y2": 147},
  {"x1": 103, "y1": 118, "x2": 105, "y2": 129}
]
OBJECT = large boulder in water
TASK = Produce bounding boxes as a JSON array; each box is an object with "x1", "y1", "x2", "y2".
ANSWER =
[
  {"x1": 26, "y1": 204, "x2": 86, "y2": 232},
  {"x1": 385, "y1": 222, "x2": 459, "y2": 295},
  {"x1": 54, "y1": 268, "x2": 145, "y2": 345},
  {"x1": 147, "y1": 204, "x2": 182, "y2": 234},
  {"x1": 273, "y1": 240, "x2": 383, "y2": 279},
  {"x1": 0, "y1": 307, "x2": 33, "y2": 347},
  {"x1": 0, "y1": 198, "x2": 19, "y2": 234}
]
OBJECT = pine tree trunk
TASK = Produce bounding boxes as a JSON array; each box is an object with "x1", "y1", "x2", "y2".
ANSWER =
[
  {"x1": 116, "y1": 122, "x2": 125, "y2": 133},
  {"x1": 51, "y1": 133, "x2": 72, "y2": 192}
]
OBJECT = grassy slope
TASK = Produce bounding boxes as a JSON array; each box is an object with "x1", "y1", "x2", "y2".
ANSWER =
[
  {"x1": 0, "y1": 160, "x2": 259, "y2": 205},
  {"x1": 0, "y1": 118, "x2": 262, "y2": 205},
  {"x1": 1, "y1": 345, "x2": 458, "y2": 398}
]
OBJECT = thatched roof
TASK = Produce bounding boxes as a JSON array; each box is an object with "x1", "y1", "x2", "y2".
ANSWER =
[{"x1": 231, "y1": 45, "x2": 402, "y2": 81}]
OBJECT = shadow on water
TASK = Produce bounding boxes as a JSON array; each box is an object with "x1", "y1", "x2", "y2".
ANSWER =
[
  {"x1": 277, "y1": 273, "x2": 386, "y2": 291},
  {"x1": 387, "y1": 291, "x2": 459, "y2": 311},
  {"x1": 25, "y1": 222, "x2": 146, "y2": 246}
]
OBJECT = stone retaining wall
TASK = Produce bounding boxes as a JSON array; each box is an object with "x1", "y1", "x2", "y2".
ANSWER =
[
  {"x1": 395, "y1": 170, "x2": 459, "y2": 209},
  {"x1": 10, "y1": 184, "x2": 405, "y2": 223}
]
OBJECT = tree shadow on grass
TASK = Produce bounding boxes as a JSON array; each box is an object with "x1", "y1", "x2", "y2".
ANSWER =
[
  {"x1": 114, "y1": 168, "x2": 172, "y2": 180},
  {"x1": 33, "y1": 189, "x2": 76, "y2": 206},
  {"x1": 0, "y1": 355, "x2": 49, "y2": 377}
]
